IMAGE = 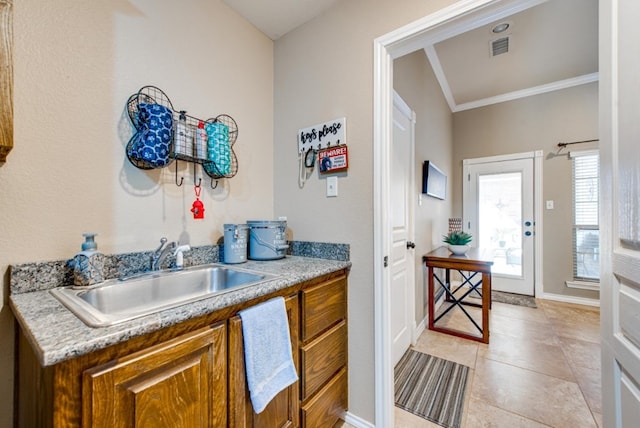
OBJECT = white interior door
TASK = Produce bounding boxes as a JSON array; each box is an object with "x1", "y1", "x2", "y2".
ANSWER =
[
  {"x1": 464, "y1": 157, "x2": 535, "y2": 296},
  {"x1": 601, "y1": 0, "x2": 640, "y2": 425},
  {"x1": 390, "y1": 93, "x2": 415, "y2": 366}
]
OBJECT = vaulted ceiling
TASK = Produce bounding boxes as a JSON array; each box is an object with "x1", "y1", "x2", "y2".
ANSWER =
[
  {"x1": 223, "y1": 0, "x2": 340, "y2": 40},
  {"x1": 224, "y1": 0, "x2": 598, "y2": 112}
]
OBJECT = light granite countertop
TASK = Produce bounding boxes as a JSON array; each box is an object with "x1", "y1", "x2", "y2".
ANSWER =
[{"x1": 10, "y1": 256, "x2": 350, "y2": 367}]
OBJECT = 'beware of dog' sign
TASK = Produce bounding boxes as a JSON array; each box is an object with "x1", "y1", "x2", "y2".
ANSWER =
[{"x1": 318, "y1": 145, "x2": 348, "y2": 174}]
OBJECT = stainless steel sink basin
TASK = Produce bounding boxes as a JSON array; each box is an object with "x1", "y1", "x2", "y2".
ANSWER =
[{"x1": 50, "y1": 264, "x2": 279, "y2": 327}]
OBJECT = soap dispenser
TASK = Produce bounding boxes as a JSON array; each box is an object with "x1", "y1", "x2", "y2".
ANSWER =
[{"x1": 71, "y1": 233, "x2": 105, "y2": 286}]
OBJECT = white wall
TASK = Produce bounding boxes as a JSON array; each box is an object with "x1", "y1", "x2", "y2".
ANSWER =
[
  {"x1": 394, "y1": 50, "x2": 453, "y2": 323},
  {"x1": 273, "y1": 0, "x2": 458, "y2": 422},
  {"x1": 0, "y1": 0, "x2": 274, "y2": 425}
]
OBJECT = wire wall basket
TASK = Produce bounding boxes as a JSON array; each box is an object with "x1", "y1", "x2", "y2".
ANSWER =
[{"x1": 125, "y1": 85, "x2": 238, "y2": 179}]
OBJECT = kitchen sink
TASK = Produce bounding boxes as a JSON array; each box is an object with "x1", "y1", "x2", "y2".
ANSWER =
[{"x1": 50, "y1": 264, "x2": 279, "y2": 327}]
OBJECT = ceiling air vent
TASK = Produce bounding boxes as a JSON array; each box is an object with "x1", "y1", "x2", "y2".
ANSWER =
[{"x1": 491, "y1": 36, "x2": 510, "y2": 56}]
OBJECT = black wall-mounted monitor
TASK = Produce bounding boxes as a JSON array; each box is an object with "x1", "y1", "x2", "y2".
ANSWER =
[{"x1": 422, "y1": 161, "x2": 446, "y2": 200}]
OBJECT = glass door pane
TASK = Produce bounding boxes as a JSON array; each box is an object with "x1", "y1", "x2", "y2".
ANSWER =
[{"x1": 478, "y1": 172, "x2": 522, "y2": 277}]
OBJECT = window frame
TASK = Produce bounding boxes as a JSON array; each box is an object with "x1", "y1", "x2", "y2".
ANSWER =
[{"x1": 569, "y1": 149, "x2": 600, "y2": 285}]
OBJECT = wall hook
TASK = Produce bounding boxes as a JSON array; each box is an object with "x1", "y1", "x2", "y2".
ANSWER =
[
  {"x1": 175, "y1": 160, "x2": 184, "y2": 187},
  {"x1": 193, "y1": 164, "x2": 201, "y2": 187},
  {"x1": 211, "y1": 178, "x2": 219, "y2": 189}
]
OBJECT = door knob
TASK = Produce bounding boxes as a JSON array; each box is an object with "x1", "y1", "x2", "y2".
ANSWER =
[{"x1": 406, "y1": 241, "x2": 416, "y2": 249}]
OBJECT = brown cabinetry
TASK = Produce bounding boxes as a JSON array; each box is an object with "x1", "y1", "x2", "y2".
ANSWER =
[
  {"x1": 228, "y1": 294, "x2": 299, "y2": 428},
  {"x1": 82, "y1": 323, "x2": 226, "y2": 428},
  {"x1": 15, "y1": 269, "x2": 348, "y2": 428},
  {"x1": 299, "y1": 275, "x2": 348, "y2": 428}
]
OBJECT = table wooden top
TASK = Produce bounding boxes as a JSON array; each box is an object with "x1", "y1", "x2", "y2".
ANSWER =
[{"x1": 423, "y1": 246, "x2": 494, "y2": 271}]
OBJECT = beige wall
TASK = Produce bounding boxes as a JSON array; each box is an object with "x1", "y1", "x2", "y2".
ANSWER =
[
  {"x1": 394, "y1": 50, "x2": 453, "y2": 323},
  {"x1": 452, "y1": 82, "x2": 599, "y2": 299},
  {"x1": 1, "y1": 0, "x2": 274, "y2": 425},
  {"x1": 273, "y1": 0, "x2": 457, "y2": 422}
]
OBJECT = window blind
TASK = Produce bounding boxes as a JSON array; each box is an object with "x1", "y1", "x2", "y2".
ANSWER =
[{"x1": 571, "y1": 151, "x2": 600, "y2": 281}]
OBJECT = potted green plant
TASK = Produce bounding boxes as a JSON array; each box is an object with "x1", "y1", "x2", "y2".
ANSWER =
[{"x1": 443, "y1": 231, "x2": 472, "y2": 255}]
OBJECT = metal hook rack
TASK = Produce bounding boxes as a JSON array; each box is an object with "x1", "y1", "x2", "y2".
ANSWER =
[
  {"x1": 125, "y1": 85, "x2": 240, "y2": 182},
  {"x1": 174, "y1": 159, "x2": 204, "y2": 188}
]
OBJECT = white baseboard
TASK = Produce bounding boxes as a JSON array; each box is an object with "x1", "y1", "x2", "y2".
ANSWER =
[
  {"x1": 343, "y1": 411, "x2": 375, "y2": 428},
  {"x1": 414, "y1": 318, "x2": 426, "y2": 343},
  {"x1": 539, "y1": 292, "x2": 600, "y2": 307}
]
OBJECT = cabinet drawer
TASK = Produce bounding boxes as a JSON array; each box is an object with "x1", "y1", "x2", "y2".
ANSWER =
[
  {"x1": 301, "y1": 276, "x2": 346, "y2": 341},
  {"x1": 300, "y1": 368, "x2": 347, "y2": 428},
  {"x1": 301, "y1": 320, "x2": 347, "y2": 401}
]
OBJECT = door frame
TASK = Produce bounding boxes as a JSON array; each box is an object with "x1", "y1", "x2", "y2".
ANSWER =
[
  {"x1": 373, "y1": 0, "x2": 551, "y2": 426},
  {"x1": 462, "y1": 151, "x2": 543, "y2": 297}
]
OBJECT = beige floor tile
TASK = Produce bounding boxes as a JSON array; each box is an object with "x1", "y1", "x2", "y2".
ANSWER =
[
  {"x1": 593, "y1": 411, "x2": 603, "y2": 428},
  {"x1": 490, "y1": 301, "x2": 550, "y2": 324},
  {"x1": 560, "y1": 336, "x2": 601, "y2": 371},
  {"x1": 413, "y1": 328, "x2": 479, "y2": 368},
  {"x1": 540, "y1": 301, "x2": 600, "y2": 341},
  {"x1": 434, "y1": 303, "x2": 486, "y2": 341},
  {"x1": 471, "y1": 358, "x2": 597, "y2": 427},
  {"x1": 549, "y1": 318, "x2": 601, "y2": 344},
  {"x1": 478, "y1": 331, "x2": 575, "y2": 381},
  {"x1": 402, "y1": 299, "x2": 601, "y2": 428},
  {"x1": 489, "y1": 312, "x2": 561, "y2": 346},
  {"x1": 539, "y1": 299, "x2": 600, "y2": 323},
  {"x1": 571, "y1": 364, "x2": 602, "y2": 414},
  {"x1": 465, "y1": 397, "x2": 549, "y2": 428},
  {"x1": 394, "y1": 407, "x2": 442, "y2": 427}
]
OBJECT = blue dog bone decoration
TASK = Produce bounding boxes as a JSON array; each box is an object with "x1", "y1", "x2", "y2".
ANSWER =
[
  {"x1": 129, "y1": 103, "x2": 173, "y2": 168},
  {"x1": 204, "y1": 121, "x2": 231, "y2": 176}
]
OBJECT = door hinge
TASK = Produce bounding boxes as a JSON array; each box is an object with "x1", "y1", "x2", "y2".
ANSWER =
[{"x1": 383, "y1": 256, "x2": 389, "y2": 267}]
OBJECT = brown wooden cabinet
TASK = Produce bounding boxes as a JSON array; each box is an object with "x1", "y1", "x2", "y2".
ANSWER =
[
  {"x1": 15, "y1": 269, "x2": 349, "y2": 428},
  {"x1": 82, "y1": 323, "x2": 226, "y2": 428},
  {"x1": 228, "y1": 294, "x2": 299, "y2": 428},
  {"x1": 299, "y1": 275, "x2": 348, "y2": 428}
]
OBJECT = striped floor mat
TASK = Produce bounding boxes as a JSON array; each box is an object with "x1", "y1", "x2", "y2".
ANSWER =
[{"x1": 394, "y1": 350, "x2": 469, "y2": 428}]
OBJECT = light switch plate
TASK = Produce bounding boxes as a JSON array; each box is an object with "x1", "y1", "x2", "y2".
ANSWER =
[
  {"x1": 327, "y1": 176, "x2": 338, "y2": 197},
  {"x1": 546, "y1": 200, "x2": 554, "y2": 209}
]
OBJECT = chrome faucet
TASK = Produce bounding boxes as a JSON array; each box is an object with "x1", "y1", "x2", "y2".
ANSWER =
[{"x1": 151, "y1": 237, "x2": 176, "y2": 271}]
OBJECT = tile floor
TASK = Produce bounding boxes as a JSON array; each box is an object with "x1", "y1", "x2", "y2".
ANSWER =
[{"x1": 337, "y1": 298, "x2": 602, "y2": 428}]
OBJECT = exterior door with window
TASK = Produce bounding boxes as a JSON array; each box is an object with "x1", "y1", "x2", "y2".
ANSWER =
[{"x1": 464, "y1": 156, "x2": 535, "y2": 296}]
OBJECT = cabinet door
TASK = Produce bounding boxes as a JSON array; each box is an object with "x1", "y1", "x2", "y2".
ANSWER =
[
  {"x1": 82, "y1": 323, "x2": 226, "y2": 428},
  {"x1": 229, "y1": 295, "x2": 299, "y2": 428}
]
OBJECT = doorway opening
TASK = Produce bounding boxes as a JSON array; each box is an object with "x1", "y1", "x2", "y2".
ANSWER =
[{"x1": 373, "y1": 1, "x2": 548, "y2": 426}]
